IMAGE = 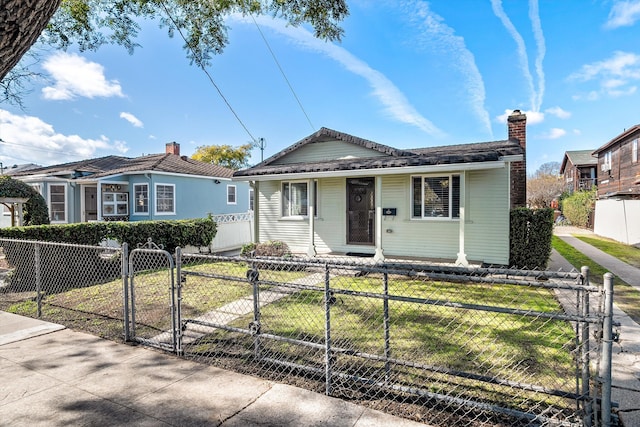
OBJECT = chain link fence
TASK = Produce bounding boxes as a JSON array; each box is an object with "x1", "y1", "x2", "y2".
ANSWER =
[
  {"x1": 0, "y1": 238, "x2": 615, "y2": 426},
  {"x1": 0, "y1": 238, "x2": 125, "y2": 340}
]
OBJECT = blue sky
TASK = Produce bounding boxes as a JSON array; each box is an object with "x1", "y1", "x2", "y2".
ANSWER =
[{"x1": 2, "y1": 0, "x2": 640, "y2": 174}]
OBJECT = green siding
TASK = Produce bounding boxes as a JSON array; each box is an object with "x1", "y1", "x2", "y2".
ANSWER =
[
  {"x1": 271, "y1": 140, "x2": 387, "y2": 165},
  {"x1": 257, "y1": 168, "x2": 511, "y2": 263}
]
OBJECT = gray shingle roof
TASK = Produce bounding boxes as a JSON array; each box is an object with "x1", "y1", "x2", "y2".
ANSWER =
[
  {"x1": 234, "y1": 128, "x2": 524, "y2": 178},
  {"x1": 11, "y1": 153, "x2": 234, "y2": 180}
]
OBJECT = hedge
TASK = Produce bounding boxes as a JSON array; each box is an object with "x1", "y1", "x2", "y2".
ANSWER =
[
  {"x1": 561, "y1": 188, "x2": 596, "y2": 228},
  {"x1": 0, "y1": 175, "x2": 49, "y2": 225},
  {"x1": 509, "y1": 207, "x2": 554, "y2": 269},
  {"x1": 0, "y1": 218, "x2": 217, "y2": 292},
  {"x1": 0, "y1": 217, "x2": 216, "y2": 253}
]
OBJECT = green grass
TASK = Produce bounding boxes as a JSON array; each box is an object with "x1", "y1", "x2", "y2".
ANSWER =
[
  {"x1": 194, "y1": 272, "x2": 577, "y2": 407},
  {"x1": 574, "y1": 235, "x2": 640, "y2": 269},
  {"x1": 552, "y1": 236, "x2": 640, "y2": 324}
]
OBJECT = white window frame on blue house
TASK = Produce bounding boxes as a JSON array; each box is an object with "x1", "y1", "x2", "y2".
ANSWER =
[
  {"x1": 227, "y1": 184, "x2": 237, "y2": 205},
  {"x1": 133, "y1": 183, "x2": 149, "y2": 215},
  {"x1": 49, "y1": 183, "x2": 67, "y2": 223},
  {"x1": 154, "y1": 183, "x2": 175, "y2": 215}
]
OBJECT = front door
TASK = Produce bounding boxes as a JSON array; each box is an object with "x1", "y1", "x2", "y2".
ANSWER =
[
  {"x1": 83, "y1": 186, "x2": 98, "y2": 221},
  {"x1": 346, "y1": 178, "x2": 375, "y2": 245}
]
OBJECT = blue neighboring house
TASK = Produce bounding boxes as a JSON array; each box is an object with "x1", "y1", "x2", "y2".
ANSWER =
[{"x1": 10, "y1": 142, "x2": 251, "y2": 224}]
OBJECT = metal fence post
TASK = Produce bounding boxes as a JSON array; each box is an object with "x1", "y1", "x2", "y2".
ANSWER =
[
  {"x1": 34, "y1": 242, "x2": 42, "y2": 318},
  {"x1": 383, "y1": 270, "x2": 391, "y2": 385},
  {"x1": 600, "y1": 272, "x2": 614, "y2": 427},
  {"x1": 581, "y1": 266, "x2": 592, "y2": 427},
  {"x1": 324, "y1": 263, "x2": 332, "y2": 396},
  {"x1": 122, "y1": 243, "x2": 130, "y2": 342},
  {"x1": 175, "y1": 247, "x2": 183, "y2": 356},
  {"x1": 249, "y1": 262, "x2": 261, "y2": 360}
]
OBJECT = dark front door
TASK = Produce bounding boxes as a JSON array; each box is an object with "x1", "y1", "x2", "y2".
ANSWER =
[{"x1": 347, "y1": 178, "x2": 375, "y2": 245}]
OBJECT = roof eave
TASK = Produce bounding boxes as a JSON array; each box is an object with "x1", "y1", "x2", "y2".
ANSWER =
[{"x1": 233, "y1": 159, "x2": 511, "y2": 182}]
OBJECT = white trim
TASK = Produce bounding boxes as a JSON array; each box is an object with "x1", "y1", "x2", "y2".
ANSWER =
[
  {"x1": 154, "y1": 183, "x2": 176, "y2": 215},
  {"x1": 48, "y1": 183, "x2": 67, "y2": 224},
  {"x1": 410, "y1": 173, "x2": 461, "y2": 220},
  {"x1": 133, "y1": 183, "x2": 150, "y2": 215},
  {"x1": 234, "y1": 160, "x2": 509, "y2": 182},
  {"x1": 227, "y1": 184, "x2": 237, "y2": 205},
  {"x1": 76, "y1": 171, "x2": 232, "y2": 183}
]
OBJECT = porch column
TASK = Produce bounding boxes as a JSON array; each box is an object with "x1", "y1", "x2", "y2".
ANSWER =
[
  {"x1": 307, "y1": 179, "x2": 317, "y2": 257},
  {"x1": 455, "y1": 171, "x2": 469, "y2": 266},
  {"x1": 374, "y1": 176, "x2": 384, "y2": 261},
  {"x1": 252, "y1": 181, "x2": 260, "y2": 243}
]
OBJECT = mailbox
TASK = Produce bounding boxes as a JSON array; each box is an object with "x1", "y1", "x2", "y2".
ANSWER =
[{"x1": 383, "y1": 208, "x2": 397, "y2": 216}]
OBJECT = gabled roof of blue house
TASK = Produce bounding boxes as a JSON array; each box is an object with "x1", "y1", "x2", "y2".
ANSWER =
[{"x1": 11, "y1": 150, "x2": 234, "y2": 180}]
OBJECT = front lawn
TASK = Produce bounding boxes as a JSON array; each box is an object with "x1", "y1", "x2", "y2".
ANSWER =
[
  {"x1": 552, "y1": 236, "x2": 640, "y2": 324},
  {"x1": 574, "y1": 235, "x2": 640, "y2": 269}
]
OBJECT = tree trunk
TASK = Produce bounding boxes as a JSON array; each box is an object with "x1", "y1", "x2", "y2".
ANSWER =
[{"x1": 0, "y1": 0, "x2": 62, "y2": 80}]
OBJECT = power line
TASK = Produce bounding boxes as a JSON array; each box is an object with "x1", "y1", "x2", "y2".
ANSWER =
[
  {"x1": 157, "y1": 0, "x2": 258, "y2": 143},
  {"x1": 251, "y1": 15, "x2": 315, "y2": 132}
]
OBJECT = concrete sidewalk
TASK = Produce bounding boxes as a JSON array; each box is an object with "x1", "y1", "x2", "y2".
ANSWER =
[
  {"x1": 0, "y1": 311, "x2": 426, "y2": 427},
  {"x1": 549, "y1": 227, "x2": 640, "y2": 427}
]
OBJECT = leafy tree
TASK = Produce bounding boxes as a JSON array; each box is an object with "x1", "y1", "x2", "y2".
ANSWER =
[
  {"x1": 192, "y1": 143, "x2": 252, "y2": 170},
  {"x1": 0, "y1": 175, "x2": 50, "y2": 225},
  {"x1": 527, "y1": 162, "x2": 565, "y2": 208},
  {"x1": 0, "y1": 0, "x2": 349, "y2": 83}
]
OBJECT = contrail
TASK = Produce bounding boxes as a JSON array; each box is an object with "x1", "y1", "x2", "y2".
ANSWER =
[
  {"x1": 491, "y1": 0, "x2": 538, "y2": 111},
  {"x1": 529, "y1": 0, "x2": 546, "y2": 112}
]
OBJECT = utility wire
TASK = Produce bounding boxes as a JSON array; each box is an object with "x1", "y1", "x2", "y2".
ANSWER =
[
  {"x1": 158, "y1": 0, "x2": 258, "y2": 143},
  {"x1": 251, "y1": 15, "x2": 315, "y2": 132}
]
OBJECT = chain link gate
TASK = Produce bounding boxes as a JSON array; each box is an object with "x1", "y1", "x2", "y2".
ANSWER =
[{"x1": 124, "y1": 240, "x2": 178, "y2": 352}]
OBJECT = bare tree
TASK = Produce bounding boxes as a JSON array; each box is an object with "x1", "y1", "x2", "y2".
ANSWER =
[{"x1": 527, "y1": 162, "x2": 565, "y2": 208}]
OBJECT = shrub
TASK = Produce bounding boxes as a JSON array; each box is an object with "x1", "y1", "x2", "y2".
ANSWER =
[
  {"x1": 510, "y1": 207, "x2": 554, "y2": 269},
  {"x1": 561, "y1": 188, "x2": 596, "y2": 228},
  {"x1": 241, "y1": 240, "x2": 291, "y2": 258},
  {"x1": 0, "y1": 175, "x2": 49, "y2": 225},
  {"x1": 0, "y1": 217, "x2": 217, "y2": 291}
]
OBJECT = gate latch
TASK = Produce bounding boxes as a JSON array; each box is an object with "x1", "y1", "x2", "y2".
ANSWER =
[{"x1": 249, "y1": 321, "x2": 261, "y2": 335}]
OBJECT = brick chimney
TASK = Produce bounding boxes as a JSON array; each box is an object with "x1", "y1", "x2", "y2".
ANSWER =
[
  {"x1": 166, "y1": 141, "x2": 180, "y2": 156},
  {"x1": 507, "y1": 110, "x2": 527, "y2": 208}
]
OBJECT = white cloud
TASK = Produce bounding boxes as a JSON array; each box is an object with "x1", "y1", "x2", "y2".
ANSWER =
[
  {"x1": 231, "y1": 14, "x2": 443, "y2": 137},
  {"x1": 544, "y1": 128, "x2": 567, "y2": 139},
  {"x1": 544, "y1": 106, "x2": 571, "y2": 119},
  {"x1": 605, "y1": 1, "x2": 640, "y2": 29},
  {"x1": 402, "y1": 0, "x2": 492, "y2": 137},
  {"x1": 0, "y1": 109, "x2": 128, "y2": 165},
  {"x1": 120, "y1": 112, "x2": 144, "y2": 128},
  {"x1": 569, "y1": 51, "x2": 640, "y2": 98},
  {"x1": 42, "y1": 52, "x2": 124, "y2": 100}
]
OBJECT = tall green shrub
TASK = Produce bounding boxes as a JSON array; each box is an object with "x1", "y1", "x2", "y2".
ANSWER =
[
  {"x1": 561, "y1": 188, "x2": 596, "y2": 228},
  {"x1": 0, "y1": 175, "x2": 49, "y2": 225},
  {"x1": 510, "y1": 207, "x2": 554, "y2": 269}
]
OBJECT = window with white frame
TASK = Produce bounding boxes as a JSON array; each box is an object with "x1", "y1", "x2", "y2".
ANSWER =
[
  {"x1": 281, "y1": 181, "x2": 318, "y2": 218},
  {"x1": 49, "y1": 184, "x2": 67, "y2": 222},
  {"x1": 603, "y1": 150, "x2": 612, "y2": 171},
  {"x1": 134, "y1": 184, "x2": 149, "y2": 214},
  {"x1": 155, "y1": 184, "x2": 175, "y2": 214},
  {"x1": 249, "y1": 188, "x2": 254, "y2": 211},
  {"x1": 411, "y1": 175, "x2": 460, "y2": 219},
  {"x1": 633, "y1": 139, "x2": 638, "y2": 163},
  {"x1": 227, "y1": 185, "x2": 237, "y2": 205}
]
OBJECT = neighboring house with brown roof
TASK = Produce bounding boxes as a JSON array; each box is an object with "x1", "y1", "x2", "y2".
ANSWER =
[
  {"x1": 10, "y1": 142, "x2": 250, "y2": 224},
  {"x1": 591, "y1": 125, "x2": 640, "y2": 246},
  {"x1": 559, "y1": 150, "x2": 597, "y2": 193},
  {"x1": 233, "y1": 110, "x2": 527, "y2": 266}
]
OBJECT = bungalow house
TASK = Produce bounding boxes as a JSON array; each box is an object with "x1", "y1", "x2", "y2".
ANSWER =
[
  {"x1": 10, "y1": 142, "x2": 251, "y2": 224},
  {"x1": 592, "y1": 125, "x2": 640, "y2": 245},
  {"x1": 559, "y1": 150, "x2": 597, "y2": 193},
  {"x1": 233, "y1": 110, "x2": 527, "y2": 266}
]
